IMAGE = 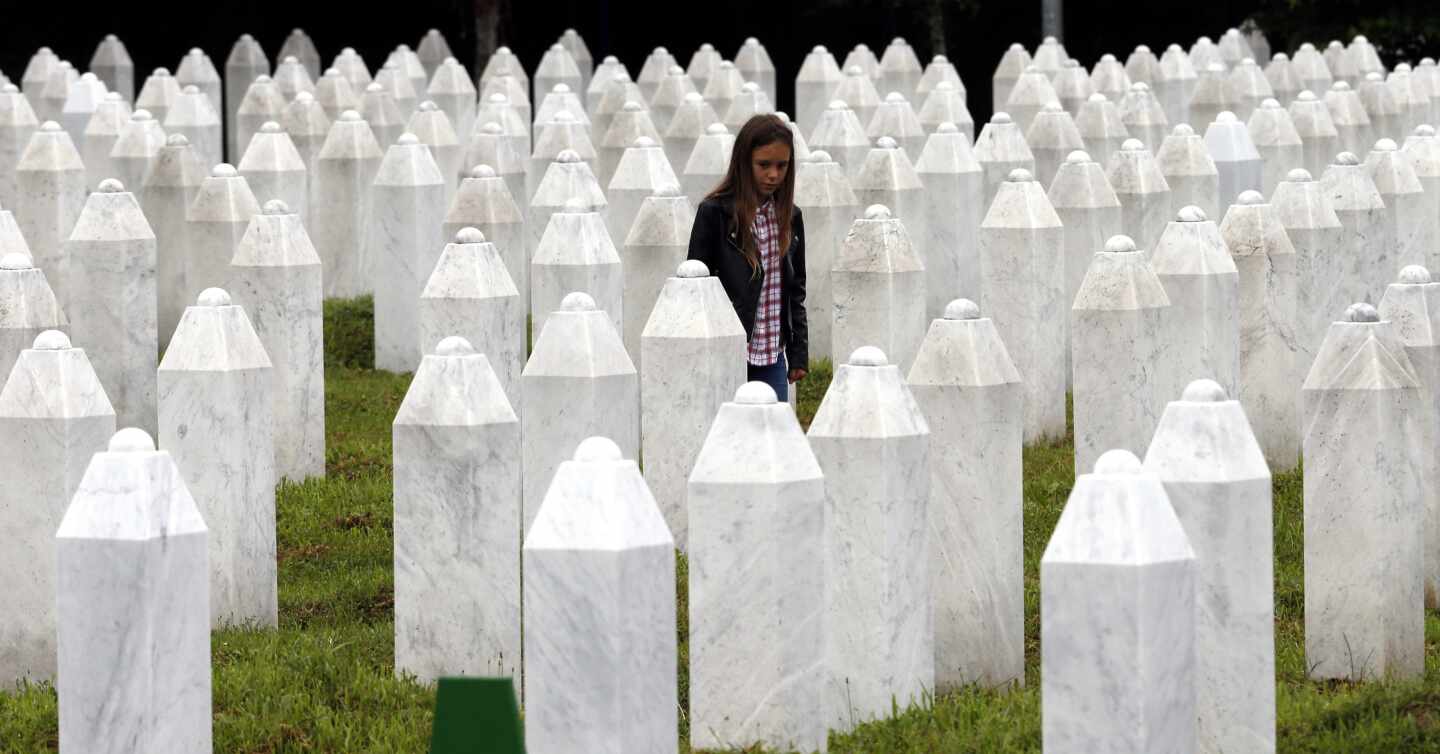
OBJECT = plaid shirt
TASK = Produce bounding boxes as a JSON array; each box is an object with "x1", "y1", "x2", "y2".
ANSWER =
[{"x1": 747, "y1": 198, "x2": 783, "y2": 366}]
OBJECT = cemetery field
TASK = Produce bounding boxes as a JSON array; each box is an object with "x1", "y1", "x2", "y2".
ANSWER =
[{"x1": 3, "y1": 297, "x2": 1440, "y2": 753}]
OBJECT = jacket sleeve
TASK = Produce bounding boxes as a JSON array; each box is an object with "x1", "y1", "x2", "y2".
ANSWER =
[
  {"x1": 786, "y1": 208, "x2": 809, "y2": 370},
  {"x1": 686, "y1": 200, "x2": 724, "y2": 275}
]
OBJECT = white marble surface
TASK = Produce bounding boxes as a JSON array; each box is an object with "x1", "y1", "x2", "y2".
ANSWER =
[
  {"x1": 1156, "y1": 124, "x2": 1220, "y2": 220},
  {"x1": 1143, "y1": 379, "x2": 1275, "y2": 753},
  {"x1": 907, "y1": 300, "x2": 1023, "y2": 690},
  {"x1": 521, "y1": 293, "x2": 639, "y2": 534},
  {"x1": 228, "y1": 200, "x2": 325, "y2": 482},
  {"x1": 64, "y1": 181, "x2": 157, "y2": 434},
  {"x1": 795, "y1": 150, "x2": 859, "y2": 363},
  {"x1": 682, "y1": 123, "x2": 733, "y2": 209},
  {"x1": 59, "y1": 73, "x2": 106, "y2": 155},
  {"x1": 1288, "y1": 91, "x2": 1340, "y2": 180},
  {"x1": 0, "y1": 255, "x2": 65, "y2": 387},
  {"x1": 1220, "y1": 192, "x2": 1301, "y2": 471},
  {"x1": 640, "y1": 261, "x2": 745, "y2": 548},
  {"x1": 991, "y1": 44, "x2": 1030, "y2": 116},
  {"x1": 1248, "y1": 98, "x2": 1304, "y2": 197},
  {"x1": 15, "y1": 121, "x2": 86, "y2": 310},
  {"x1": 980, "y1": 169, "x2": 1067, "y2": 442},
  {"x1": 832, "y1": 66, "x2": 881, "y2": 134},
  {"x1": 1302, "y1": 304, "x2": 1425, "y2": 680},
  {"x1": 663, "y1": 93, "x2": 720, "y2": 180},
  {"x1": 1119, "y1": 83, "x2": 1169, "y2": 159},
  {"x1": 832, "y1": 205, "x2": 926, "y2": 372},
  {"x1": 1042, "y1": 449, "x2": 1197, "y2": 754},
  {"x1": 1189, "y1": 64, "x2": 1233, "y2": 134},
  {"x1": 1403, "y1": 127, "x2": 1440, "y2": 275},
  {"x1": 55, "y1": 428, "x2": 211, "y2": 754},
  {"x1": 1227, "y1": 58, "x2": 1274, "y2": 122},
  {"x1": 1076, "y1": 93, "x2": 1130, "y2": 174},
  {"x1": 1107, "y1": 138, "x2": 1172, "y2": 255},
  {"x1": 418, "y1": 228, "x2": 524, "y2": 408},
  {"x1": 0, "y1": 204, "x2": 30, "y2": 261},
  {"x1": 1005, "y1": 66, "x2": 1058, "y2": 135},
  {"x1": 163, "y1": 84, "x2": 220, "y2": 170},
  {"x1": 0, "y1": 84, "x2": 39, "y2": 210},
  {"x1": 1204, "y1": 111, "x2": 1264, "y2": 209},
  {"x1": 80, "y1": 93, "x2": 129, "y2": 192},
  {"x1": 1325, "y1": 83, "x2": 1373, "y2": 159},
  {"x1": 1026, "y1": 102, "x2": 1085, "y2": 190},
  {"x1": 853, "y1": 136, "x2": 926, "y2": 284},
  {"x1": 867, "y1": 92, "x2": 925, "y2": 160},
  {"x1": 530, "y1": 111, "x2": 594, "y2": 208},
  {"x1": 623, "y1": 190, "x2": 693, "y2": 366},
  {"x1": 527, "y1": 148, "x2": 607, "y2": 280},
  {"x1": 359, "y1": 84, "x2": 404, "y2": 150},
  {"x1": 722, "y1": 82, "x2": 775, "y2": 133},
  {"x1": 1048, "y1": 150, "x2": 1121, "y2": 389},
  {"x1": 809, "y1": 346, "x2": 932, "y2": 731},
  {"x1": 90, "y1": 35, "x2": 134, "y2": 104},
  {"x1": 224, "y1": 34, "x2": 270, "y2": 161},
  {"x1": 534, "y1": 43, "x2": 583, "y2": 113},
  {"x1": 974, "y1": 112, "x2": 1035, "y2": 211},
  {"x1": 796, "y1": 46, "x2": 844, "y2": 138},
  {"x1": 407, "y1": 102, "x2": 461, "y2": 204},
  {"x1": 647, "y1": 68, "x2": 693, "y2": 135},
  {"x1": 809, "y1": 100, "x2": 871, "y2": 179},
  {"x1": 175, "y1": 50, "x2": 223, "y2": 128},
  {"x1": 0, "y1": 331, "x2": 114, "y2": 686},
  {"x1": 917, "y1": 82, "x2": 974, "y2": 143},
  {"x1": 427, "y1": 59, "x2": 476, "y2": 157},
  {"x1": 234, "y1": 76, "x2": 286, "y2": 167},
  {"x1": 1367, "y1": 139, "x2": 1428, "y2": 271},
  {"x1": 140, "y1": 135, "x2": 204, "y2": 348},
  {"x1": 110, "y1": 110, "x2": 166, "y2": 199},
  {"x1": 393, "y1": 337, "x2": 520, "y2": 686},
  {"x1": 1091, "y1": 54, "x2": 1132, "y2": 103},
  {"x1": 598, "y1": 102, "x2": 661, "y2": 189},
  {"x1": 1379, "y1": 267, "x2": 1440, "y2": 608},
  {"x1": 1150, "y1": 206, "x2": 1240, "y2": 400},
  {"x1": 522, "y1": 437, "x2": 677, "y2": 754},
  {"x1": 532, "y1": 202, "x2": 623, "y2": 340},
  {"x1": 185, "y1": 164, "x2": 260, "y2": 306},
  {"x1": 1070, "y1": 236, "x2": 1173, "y2": 474},
  {"x1": 311, "y1": 111, "x2": 383, "y2": 298},
  {"x1": 444, "y1": 165, "x2": 526, "y2": 314},
  {"x1": 370, "y1": 134, "x2": 445, "y2": 373},
  {"x1": 158, "y1": 288, "x2": 276, "y2": 629},
  {"x1": 238, "y1": 122, "x2": 308, "y2": 224},
  {"x1": 1273, "y1": 169, "x2": 1345, "y2": 390},
  {"x1": 607, "y1": 135, "x2": 680, "y2": 255},
  {"x1": 462, "y1": 121, "x2": 528, "y2": 224},
  {"x1": 1053, "y1": 60, "x2": 1095, "y2": 118},
  {"x1": 915, "y1": 125, "x2": 983, "y2": 313},
  {"x1": 1322, "y1": 152, "x2": 1389, "y2": 308},
  {"x1": 38, "y1": 61, "x2": 77, "y2": 127},
  {"x1": 314, "y1": 70, "x2": 359, "y2": 124}
]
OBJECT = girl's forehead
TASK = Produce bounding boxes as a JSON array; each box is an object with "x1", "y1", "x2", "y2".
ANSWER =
[{"x1": 753, "y1": 141, "x2": 791, "y2": 158}]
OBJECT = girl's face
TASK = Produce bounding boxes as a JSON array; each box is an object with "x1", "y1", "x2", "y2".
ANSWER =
[{"x1": 751, "y1": 141, "x2": 791, "y2": 198}]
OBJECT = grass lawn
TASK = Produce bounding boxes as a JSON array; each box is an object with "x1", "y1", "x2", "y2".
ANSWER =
[{"x1": 4, "y1": 296, "x2": 1440, "y2": 752}]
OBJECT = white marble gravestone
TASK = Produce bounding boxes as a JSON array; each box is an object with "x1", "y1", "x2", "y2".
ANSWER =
[
  {"x1": 418, "y1": 228, "x2": 524, "y2": 406},
  {"x1": 0, "y1": 254, "x2": 63, "y2": 382},
  {"x1": 278, "y1": 30, "x2": 321, "y2": 81},
  {"x1": 1404, "y1": 126, "x2": 1440, "y2": 276},
  {"x1": 1325, "y1": 82, "x2": 1372, "y2": 159},
  {"x1": 369, "y1": 133, "x2": 445, "y2": 373},
  {"x1": 622, "y1": 189, "x2": 693, "y2": 364},
  {"x1": 55, "y1": 427, "x2": 210, "y2": 754},
  {"x1": 663, "y1": 93, "x2": 720, "y2": 178},
  {"x1": 1359, "y1": 73, "x2": 1402, "y2": 146},
  {"x1": 853, "y1": 135, "x2": 926, "y2": 263},
  {"x1": 1005, "y1": 65, "x2": 1058, "y2": 136},
  {"x1": 15, "y1": 121, "x2": 86, "y2": 308},
  {"x1": 1190, "y1": 64, "x2": 1234, "y2": 133},
  {"x1": 0, "y1": 330, "x2": 113, "y2": 686},
  {"x1": 1071, "y1": 235, "x2": 1172, "y2": 473},
  {"x1": 1126, "y1": 45, "x2": 1161, "y2": 87},
  {"x1": 332, "y1": 48, "x2": 374, "y2": 94},
  {"x1": 281, "y1": 93, "x2": 330, "y2": 175},
  {"x1": 406, "y1": 102, "x2": 461, "y2": 202},
  {"x1": 1158, "y1": 45, "x2": 1198, "y2": 127},
  {"x1": 238, "y1": 121, "x2": 308, "y2": 223},
  {"x1": 427, "y1": 58, "x2": 476, "y2": 152},
  {"x1": 141, "y1": 134, "x2": 204, "y2": 347},
  {"x1": 992, "y1": 44, "x2": 1031, "y2": 115},
  {"x1": 878, "y1": 37, "x2": 922, "y2": 101},
  {"x1": 65, "y1": 179, "x2": 157, "y2": 434},
  {"x1": 1077, "y1": 92, "x2": 1130, "y2": 173},
  {"x1": 373, "y1": 62, "x2": 416, "y2": 123},
  {"x1": 0, "y1": 199, "x2": 29, "y2": 260},
  {"x1": 59, "y1": 73, "x2": 107, "y2": 152},
  {"x1": 682, "y1": 123, "x2": 732, "y2": 209},
  {"x1": 598, "y1": 102, "x2": 661, "y2": 189},
  {"x1": 832, "y1": 205, "x2": 926, "y2": 372},
  {"x1": 797, "y1": 46, "x2": 844, "y2": 138},
  {"x1": 1292, "y1": 44, "x2": 1333, "y2": 95},
  {"x1": 980, "y1": 168, "x2": 1067, "y2": 441},
  {"x1": 1156, "y1": 124, "x2": 1220, "y2": 220},
  {"x1": 527, "y1": 146, "x2": 607, "y2": 268},
  {"x1": 1303, "y1": 302, "x2": 1425, "y2": 680},
  {"x1": 973, "y1": 112, "x2": 1035, "y2": 210},
  {"x1": 1247, "y1": 98, "x2": 1303, "y2": 197},
  {"x1": 135, "y1": 68, "x2": 180, "y2": 130},
  {"x1": 312, "y1": 110, "x2": 384, "y2": 298},
  {"x1": 1150, "y1": 205, "x2": 1240, "y2": 399},
  {"x1": 89, "y1": 34, "x2": 134, "y2": 104},
  {"x1": 558, "y1": 29, "x2": 593, "y2": 95},
  {"x1": 464, "y1": 120, "x2": 528, "y2": 215},
  {"x1": 917, "y1": 81, "x2": 974, "y2": 142},
  {"x1": 523, "y1": 436, "x2": 677, "y2": 754},
  {"x1": 1379, "y1": 267, "x2": 1440, "y2": 608},
  {"x1": 39, "y1": 61, "x2": 77, "y2": 128},
  {"x1": 1273, "y1": 168, "x2": 1345, "y2": 379},
  {"x1": 359, "y1": 83, "x2": 405, "y2": 150},
  {"x1": 315, "y1": 69, "x2": 360, "y2": 122},
  {"x1": 833, "y1": 66, "x2": 881, "y2": 130},
  {"x1": 80, "y1": 92, "x2": 129, "y2": 191},
  {"x1": 1143, "y1": 379, "x2": 1275, "y2": 753},
  {"x1": 587, "y1": 56, "x2": 626, "y2": 113},
  {"x1": 1054, "y1": 61, "x2": 1095, "y2": 117},
  {"x1": 1048, "y1": 150, "x2": 1121, "y2": 386},
  {"x1": 1027, "y1": 102, "x2": 1085, "y2": 190},
  {"x1": 1227, "y1": 58, "x2": 1274, "y2": 122},
  {"x1": 650, "y1": 67, "x2": 697, "y2": 135},
  {"x1": 688, "y1": 380, "x2": 825, "y2": 752},
  {"x1": 1367, "y1": 139, "x2": 1428, "y2": 270},
  {"x1": 1220, "y1": 191, "x2": 1300, "y2": 470},
  {"x1": 1204, "y1": 111, "x2": 1263, "y2": 208},
  {"x1": 228, "y1": 199, "x2": 324, "y2": 482},
  {"x1": 158, "y1": 288, "x2": 275, "y2": 629},
  {"x1": 1119, "y1": 83, "x2": 1169, "y2": 158},
  {"x1": 417, "y1": 30, "x2": 455, "y2": 82},
  {"x1": 907, "y1": 299, "x2": 1023, "y2": 690},
  {"x1": 1265, "y1": 54, "x2": 1301, "y2": 105},
  {"x1": 393, "y1": 336, "x2": 520, "y2": 685},
  {"x1": 809, "y1": 346, "x2": 932, "y2": 731},
  {"x1": 445, "y1": 165, "x2": 526, "y2": 311},
  {"x1": 1042, "y1": 449, "x2": 1197, "y2": 754},
  {"x1": 110, "y1": 110, "x2": 166, "y2": 198},
  {"x1": 1321, "y1": 151, "x2": 1389, "y2": 307},
  {"x1": 185, "y1": 164, "x2": 259, "y2": 301},
  {"x1": 234, "y1": 76, "x2": 286, "y2": 168},
  {"x1": 535, "y1": 44, "x2": 583, "y2": 108},
  {"x1": 1091, "y1": 54, "x2": 1132, "y2": 103},
  {"x1": 0, "y1": 84, "x2": 39, "y2": 210},
  {"x1": 867, "y1": 92, "x2": 925, "y2": 160},
  {"x1": 607, "y1": 135, "x2": 679, "y2": 252},
  {"x1": 594, "y1": 76, "x2": 642, "y2": 148},
  {"x1": 915, "y1": 124, "x2": 982, "y2": 311},
  {"x1": 723, "y1": 82, "x2": 775, "y2": 133},
  {"x1": 521, "y1": 292, "x2": 639, "y2": 533},
  {"x1": 685, "y1": 46, "x2": 720, "y2": 100},
  {"x1": 532, "y1": 200, "x2": 623, "y2": 339},
  {"x1": 795, "y1": 150, "x2": 859, "y2": 363},
  {"x1": 164, "y1": 85, "x2": 220, "y2": 170},
  {"x1": 225, "y1": 34, "x2": 269, "y2": 159},
  {"x1": 1108, "y1": 137, "x2": 1171, "y2": 254},
  {"x1": 1289, "y1": 90, "x2": 1340, "y2": 180},
  {"x1": 20, "y1": 48, "x2": 59, "y2": 108}
]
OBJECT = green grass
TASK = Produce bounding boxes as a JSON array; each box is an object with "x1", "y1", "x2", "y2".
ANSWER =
[{"x1": 4, "y1": 298, "x2": 1440, "y2": 752}]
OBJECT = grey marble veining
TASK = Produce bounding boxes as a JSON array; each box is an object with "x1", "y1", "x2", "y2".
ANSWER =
[
  {"x1": 532, "y1": 202, "x2": 623, "y2": 340},
  {"x1": 527, "y1": 148, "x2": 607, "y2": 280},
  {"x1": 809, "y1": 346, "x2": 932, "y2": 731},
  {"x1": 418, "y1": 228, "x2": 524, "y2": 408},
  {"x1": 15, "y1": 121, "x2": 86, "y2": 311},
  {"x1": 1204, "y1": 111, "x2": 1264, "y2": 209},
  {"x1": 393, "y1": 337, "x2": 520, "y2": 686},
  {"x1": 1107, "y1": 138, "x2": 1172, "y2": 256},
  {"x1": 522, "y1": 437, "x2": 677, "y2": 754},
  {"x1": 1048, "y1": 150, "x2": 1121, "y2": 390},
  {"x1": 158, "y1": 288, "x2": 276, "y2": 629},
  {"x1": 369, "y1": 134, "x2": 445, "y2": 374},
  {"x1": 796, "y1": 150, "x2": 860, "y2": 363},
  {"x1": 228, "y1": 200, "x2": 325, "y2": 482},
  {"x1": 907, "y1": 300, "x2": 1023, "y2": 690},
  {"x1": 1321, "y1": 152, "x2": 1389, "y2": 307},
  {"x1": 0, "y1": 254, "x2": 65, "y2": 385},
  {"x1": 239, "y1": 122, "x2": 308, "y2": 225},
  {"x1": 427, "y1": 59, "x2": 476, "y2": 157},
  {"x1": 832, "y1": 205, "x2": 926, "y2": 373},
  {"x1": 915, "y1": 125, "x2": 982, "y2": 313},
  {"x1": 607, "y1": 136, "x2": 680, "y2": 259},
  {"x1": 1042, "y1": 449, "x2": 1197, "y2": 754},
  {"x1": 462, "y1": 121, "x2": 529, "y2": 227},
  {"x1": 0, "y1": 331, "x2": 114, "y2": 686},
  {"x1": 623, "y1": 190, "x2": 693, "y2": 367},
  {"x1": 88, "y1": 35, "x2": 134, "y2": 104},
  {"x1": 234, "y1": 76, "x2": 286, "y2": 169},
  {"x1": 163, "y1": 84, "x2": 221, "y2": 170},
  {"x1": 444, "y1": 165, "x2": 526, "y2": 314},
  {"x1": 1366, "y1": 139, "x2": 1428, "y2": 271},
  {"x1": 1156, "y1": 124, "x2": 1220, "y2": 220},
  {"x1": 1150, "y1": 206, "x2": 1240, "y2": 400},
  {"x1": 1247, "y1": 98, "x2": 1304, "y2": 198},
  {"x1": 1325, "y1": 82, "x2": 1373, "y2": 160},
  {"x1": 312, "y1": 111, "x2": 383, "y2": 299},
  {"x1": 973, "y1": 112, "x2": 1035, "y2": 212},
  {"x1": 55, "y1": 428, "x2": 211, "y2": 754},
  {"x1": 141, "y1": 135, "x2": 206, "y2": 348},
  {"x1": 1273, "y1": 169, "x2": 1345, "y2": 393},
  {"x1": 281, "y1": 93, "x2": 331, "y2": 183}
]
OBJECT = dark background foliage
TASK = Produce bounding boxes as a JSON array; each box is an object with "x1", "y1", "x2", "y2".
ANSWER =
[{"x1": 1, "y1": 0, "x2": 1435, "y2": 125}]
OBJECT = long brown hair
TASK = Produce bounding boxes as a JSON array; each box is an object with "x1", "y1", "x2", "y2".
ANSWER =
[{"x1": 706, "y1": 114, "x2": 796, "y2": 271}]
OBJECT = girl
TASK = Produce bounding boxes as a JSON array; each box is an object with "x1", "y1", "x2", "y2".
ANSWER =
[{"x1": 685, "y1": 113, "x2": 808, "y2": 400}]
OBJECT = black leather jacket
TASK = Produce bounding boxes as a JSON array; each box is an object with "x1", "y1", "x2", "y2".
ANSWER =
[{"x1": 685, "y1": 192, "x2": 809, "y2": 369}]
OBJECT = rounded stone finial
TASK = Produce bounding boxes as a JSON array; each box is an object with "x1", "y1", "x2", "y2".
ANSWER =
[
  {"x1": 551, "y1": 83, "x2": 571, "y2": 94},
  {"x1": 560, "y1": 291, "x2": 597, "y2": 311},
  {"x1": 1400, "y1": 265, "x2": 1432, "y2": 284},
  {"x1": 741, "y1": 82, "x2": 760, "y2": 94},
  {"x1": 40, "y1": 121, "x2": 61, "y2": 133},
  {"x1": 97, "y1": 178, "x2": 125, "y2": 193},
  {"x1": 1087, "y1": 92, "x2": 1108, "y2": 103},
  {"x1": 556, "y1": 148, "x2": 582, "y2": 164},
  {"x1": 489, "y1": 93, "x2": 512, "y2": 105},
  {"x1": 1010, "y1": 43, "x2": 1025, "y2": 51},
  {"x1": 1374, "y1": 138, "x2": 1399, "y2": 152},
  {"x1": 1105, "y1": 234, "x2": 1138, "y2": 253},
  {"x1": 166, "y1": 133, "x2": 190, "y2": 147},
  {"x1": 418, "y1": 101, "x2": 439, "y2": 113},
  {"x1": 1365, "y1": 72, "x2": 1383, "y2": 83},
  {"x1": 32, "y1": 330, "x2": 71, "y2": 350},
  {"x1": 1236, "y1": 190, "x2": 1266, "y2": 206},
  {"x1": 1331, "y1": 81, "x2": 1351, "y2": 92},
  {"x1": 258, "y1": 199, "x2": 290, "y2": 216},
  {"x1": 1101, "y1": 53, "x2": 1117, "y2": 63},
  {"x1": 676, "y1": 260, "x2": 709, "y2": 278},
  {"x1": 1206, "y1": 63, "x2": 1225, "y2": 74},
  {"x1": 1273, "y1": 52, "x2": 1288, "y2": 61},
  {"x1": 132, "y1": 108, "x2": 153, "y2": 121},
  {"x1": 182, "y1": 84, "x2": 201, "y2": 95},
  {"x1": 1335, "y1": 151, "x2": 1360, "y2": 166},
  {"x1": 1065, "y1": 150, "x2": 1092, "y2": 164},
  {"x1": 849, "y1": 346, "x2": 888, "y2": 366},
  {"x1": 706, "y1": 122, "x2": 729, "y2": 135},
  {"x1": 481, "y1": 122, "x2": 504, "y2": 134},
  {"x1": 876, "y1": 136, "x2": 898, "y2": 149},
  {"x1": 1260, "y1": 98, "x2": 1281, "y2": 109},
  {"x1": 471, "y1": 164, "x2": 497, "y2": 178},
  {"x1": 1121, "y1": 138, "x2": 1145, "y2": 151},
  {"x1": 1, "y1": 84, "x2": 16, "y2": 94},
  {"x1": 0, "y1": 253, "x2": 33, "y2": 270},
  {"x1": 809, "y1": 149, "x2": 833, "y2": 162},
  {"x1": 397, "y1": 133, "x2": 419, "y2": 146},
  {"x1": 845, "y1": 65, "x2": 864, "y2": 76},
  {"x1": 737, "y1": 382, "x2": 783, "y2": 405},
  {"x1": 1136, "y1": 44, "x2": 1152, "y2": 53},
  {"x1": 455, "y1": 226, "x2": 486, "y2": 244},
  {"x1": 943, "y1": 298, "x2": 981, "y2": 320},
  {"x1": 1093, "y1": 448, "x2": 1143, "y2": 474},
  {"x1": 864, "y1": 204, "x2": 892, "y2": 220},
  {"x1": 1042, "y1": 101, "x2": 1063, "y2": 113},
  {"x1": 622, "y1": 100, "x2": 644, "y2": 112},
  {"x1": 108, "y1": 427, "x2": 156, "y2": 453},
  {"x1": 1008, "y1": 167, "x2": 1034, "y2": 182},
  {"x1": 365, "y1": 82, "x2": 384, "y2": 94},
  {"x1": 1297, "y1": 90, "x2": 1317, "y2": 102},
  {"x1": 198, "y1": 288, "x2": 231, "y2": 307},
  {"x1": 1417, "y1": 125, "x2": 1438, "y2": 137},
  {"x1": 937, "y1": 122, "x2": 959, "y2": 134},
  {"x1": 1181, "y1": 378, "x2": 1228, "y2": 402},
  {"x1": 884, "y1": 91, "x2": 906, "y2": 104},
  {"x1": 260, "y1": 121, "x2": 283, "y2": 134},
  {"x1": 991, "y1": 112, "x2": 1013, "y2": 124},
  {"x1": 574, "y1": 436, "x2": 623, "y2": 462},
  {"x1": 683, "y1": 92, "x2": 704, "y2": 104},
  {"x1": 211, "y1": 163, "x2": 238, "y2": 178},
  {"x1": 1023, "y1": 65, "x2": 1040, "y2": 74},
  {"x1": 1286, "y1": 168, "x2": 1313, "y2": 182},
  {"x1": 561, "y1": 197, "x2": 591, "y2": 213},
  {"x1": 79, "y1": 72, "x2": 98, "y2": 82},
  {"x1": 1345, "y1": 302, "x2": 1380, "y2": 322},
  {"x1": 936, "y1": 81, "x2": 956, "y2": 92},
  {"x1": 435, "y1": 335, "x2": 476, "y2": 356},
  {"x1": 633, "y1": 135, "x2": 656, "y2": 149},
  {"x1": 1177, "y1": 205, "x2": 1207, "y2": 221},
  {"x1": 339, "y1": 110, "x2": 362, "y2": 122},
  {"x1": 1215, "y1": 111, "x2": 1238, "y2": 124},
  {"x1": 828, "y1": 99, "x2": 849, "y2": 111}
]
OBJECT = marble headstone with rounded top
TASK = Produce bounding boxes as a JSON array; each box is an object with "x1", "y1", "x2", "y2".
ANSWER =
[
  {"x1": 809, "y1": 346, "x2": 931, "y2": 731},
  {"x1": 418, "y1": 228, "x2": 523, "y2": 407},
  {"x1": 795, "y1": 150, "x2": 859, "y2": 362},
  {"x1": 406, "y1": 102, "x2": 461, "y2": 203},
  {"x1": 723, "y1": 82, "x2": 775, "y2": 133},
  {"x1": 992, "y1": 44, "x2": 1031, "y2": 115},
  {"x1": 607, "y1": 135, "x2": 679, "y2": 251},
  {"x1": 523, "y1": 436, "x2": 677, "y2": 754},
  {"x1": 1367, "y1": 138, "x2": 1429, "y2": 270},
  {"x1": 0, "y1": 84, "x2": 40, "y2": 209},
  {"x1": 234, "y1": 76, "x2": 286, "y2": 167},
  {"x1": 1005, "y1": 66, "x2": 1058, "y2": 135},
  {"x1": 463, "y1": 121, "x2": 528, "y2": 221},
  {"x1": 917, "y1": 81, "x2": 974, "y2": 142},
  {"x1": 907, "y1": 299, "x2": 1023, "y2": 690},
  {"x1": 1150, "y1": 205, "x2": 1240, "y2": 399},
  {"x1": 0, "y1": 330, "x2": 113, "y2": 686},
  {"x1": 853, "y1": 136, "x2": 925, "y2": 264},
  {"x1": 1226, "y1": 57, "x2": 1273, "y2": 122},
  {"x1": 238, "y1": 121, "x2": 307, "y2": 223},
  {"x1": 1076, "y1": 92, "x2": 1130, "y2": 173},
  {"x1": 866, "y1": 91, "x2": 925, "y2": 159},
  {"x1": 832, "y1": 66, "x2": 881, "y2": 130},
  {"x1": 427, "y1": 58, "x2": 476, "y2": 152},
  {"x1": 1026, "y1": 101, "x2": 1085, "y2": 191},
  {"x1": 809, "y1": 100, "x2": 870, "y2": 180},
  {"x1": 315, "y1": 68, "x2": 360, "y2": 122},
  {"x1": 832, "y1": 205, "x2": 926, "y2": 371},
  {"x1": 277, "y1": 30, "x2": 321, "y2": 82},
  {"x1": 1325, "y1": 82, "x2": 1372, "y2": 159},
  {"x1": 1302, "y1": 302, "x2": 1425, "y2": 680},
  {"x1": 15, "y1": 121, "x2": 86, "y2": 308},
  {"x1": 185, "y1": 163, "x2": 259, "y2": 301},
  {"x1": 1107, "y1": 137, "x2": 1171, "y2": 254},
  {"x1": 623, "y1": 189, "x2": 694, "y2": 364},
  {"x1": 1041, "y1": 449, "x2": 1197, "y2": 753},
  {"x1": 973, "y1": 112, "x2": 1035, "y2": 210},
  {"x1": 532, "y1": 199, "x2": 623, "y2": 339},
  {"x1": 164, "y1": 84, "x2": 220, "y2": 169},
  {"x1": 109, "y1": 109, "x2": 166, "y2": 198},
  {"x1": 598, "y1": 101, "x2": 661, "y2": 189},
  {"x1": 0, "y1": 253, "x2": 64, "y2": 381},
  {"x1": 224, "y1": 34, "x2": 270, "y2": 160},
  {"x1": 535, "y1": 43, "x2": 584, "y2": 108},
  {"x1": 445, "y1": 165, "x2": 526, "y2": 312},
  {"x1": 1156, "y1": 124, "x2": 1219, "y2": 220},
  {"x1": 527, "y1": 147, "x2": 607, "y2": 270},
  {"x1": 281, "y1": 92, "x2": 330, "y2": 176},
  {"x1": 1273, "y1": 168, "x2": 1344, "y2": 377},
  {"x1": 140, "y1": 135, "x2": 205, "y2": 348},
  {"x1": 1189, "y1": 63, "x2": 1234, "y2": 134},
  {"x1": 878, "y1": 37, "x2": 921, "y2": 102},
  {"x1": 1118, "y1": 83, "x2": 1169, "y2": 158},
  {"x1": 80, "y1": 92, "x2": 129, "y2": 191},
  {"x1": 158, "y1": 288, "x2": 275, "y2": 629},
  {"x1": 1053, "y1": 61, "x2": 1095, "y2": 118},
  {"x1": 1404, "y1": 126, "x2": 1440, "y2": 274},
  {"x1": 649, "y1": 67, "x2": 697, "y2": 135},
  {"x1": 312, "y1": 111, "x2": 383, "y2": 298},
  {"x1": 1288, "y1": 90, "x2": 1339, "y2": 180},
  {"x1": 915, "y1": 124, "x2": 982, "y2": 311},
  {"x1": 1090, "y1": 54, "x2": 1133, "y2": 103},
  {"x1": 663, "y1": 92, "x2": 720, "y2": 176},
  {"x1": 370, "y1": 133, "x2": 445, "y2": 373},
  {"x1": 59, "y1": 73, "x2": 107, "y2": 152},
  {"x1": 88, "y1": 34, "x2": 134, "y2": 103},
  {"x1": 796, "y1": 46, "x2": 844, "y2": 137},
  {"x1": 1247, "y1": 98, "x2": 1303, "y2": 197},
  {"x1": 1321, "y1": 151, "x2": 1389, "y2": 307},
  {"x1": 681, "y1": 122, "x2": 732, "y2": 209},
  {"x1": 394, "y1": 336, "x2": 520, "y2": 686},
  {"x1": 1203, "y1": 111, "x2": 1263, "y2": 208},
  {"x1": 1048, "y1": 150, "x2": 1121, "y2": 387}
]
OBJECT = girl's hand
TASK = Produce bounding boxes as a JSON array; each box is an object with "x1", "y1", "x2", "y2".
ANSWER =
[{"x1": 788, "y1": 367, "x2": 807, "y2": 384}]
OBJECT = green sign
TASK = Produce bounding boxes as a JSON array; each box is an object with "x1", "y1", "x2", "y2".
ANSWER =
[{"x1": 429, "y1": 676, "x2": 524, "y2": 754}]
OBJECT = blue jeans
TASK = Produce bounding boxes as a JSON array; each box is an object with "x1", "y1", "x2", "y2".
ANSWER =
[{"x1": 748, "y1": 353, "x2": 788, "y2": 401}]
